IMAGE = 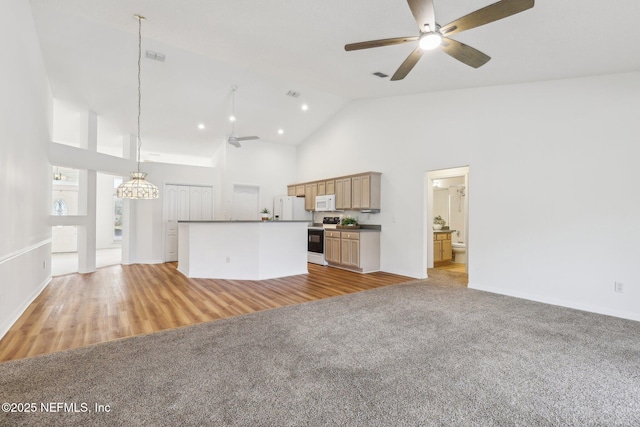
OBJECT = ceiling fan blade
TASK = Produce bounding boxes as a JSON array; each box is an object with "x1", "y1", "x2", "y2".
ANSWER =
[
  {"x1": 440, "y1": 38, "x2": 491, "y2": 68},
  {"x1": 237, "y1": 136, "x2": 259, "y2": 141},
  {"x1": 441, "y1": 0, "x2": 534, "y2": 37},
  {"x1": 407, "y1": 0, "x2": 436, "y2": 32},
  {"x1": 391, "y1": 46, "x2": 425, "y2": 81},
  {"x1": 345, "y1": 36, "x2": 418, "y2": 51}
]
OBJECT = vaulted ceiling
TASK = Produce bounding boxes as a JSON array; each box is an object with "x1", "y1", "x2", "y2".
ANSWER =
[{"x1": 30, "y1": 0, "x2": 640, "y2": 164}]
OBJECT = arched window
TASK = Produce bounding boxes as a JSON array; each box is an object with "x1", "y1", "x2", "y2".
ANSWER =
[{"x1": 53, "y1": 199, "x2": 68, "y2": 216}]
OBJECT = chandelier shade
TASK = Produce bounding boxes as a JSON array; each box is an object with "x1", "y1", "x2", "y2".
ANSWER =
[{"x1": 116, "y1": 172, "x2": 159, "y2": 199}]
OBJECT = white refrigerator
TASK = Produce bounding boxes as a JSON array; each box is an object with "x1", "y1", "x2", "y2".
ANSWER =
[{"x1": 273, "y1": 195, "x2": 311, "y2": 221}]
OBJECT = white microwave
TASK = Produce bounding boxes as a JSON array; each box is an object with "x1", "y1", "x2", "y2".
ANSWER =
[{"x1": 315, "y1": 194, "x2": 336, "y2": 212}]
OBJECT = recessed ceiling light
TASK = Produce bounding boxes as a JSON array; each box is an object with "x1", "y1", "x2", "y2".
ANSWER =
[
  {"x1": 301, "y1": 104, "x2": 309, "y2": 111},
  {"x1": 229, "y1": 115, "x2": 236, "y2": 122},
  {"x1": 278, "y1": 129, "x2": 284, "y2": 135},
  {"x1": 198, "y1": 123, "x2": 205, "y2": 130}
]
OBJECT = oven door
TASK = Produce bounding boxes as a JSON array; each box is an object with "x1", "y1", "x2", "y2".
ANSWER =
[{"x1": 308, "y1": 228, "x2": 324, "y2": 253}]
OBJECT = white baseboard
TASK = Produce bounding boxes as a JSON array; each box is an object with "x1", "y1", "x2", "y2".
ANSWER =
[
  {"x1": 0, "y1": 276, "x2": 51, "y2": 340},
  {"x1": 121, "y1": 259, "x2": 164, "y2": 265},
  {"x1": 469, "y1": 282, "x2": 640, "y2": 323}
]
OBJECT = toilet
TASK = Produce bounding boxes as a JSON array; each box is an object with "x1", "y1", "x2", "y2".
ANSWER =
[{"x1": 452, "y1": 242, "x2": 466, "y2": 264}]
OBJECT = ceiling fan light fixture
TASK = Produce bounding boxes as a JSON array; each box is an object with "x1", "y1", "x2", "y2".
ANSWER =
[{"x1": 419, "y1": 32, "x2": 442, "y2": 50}]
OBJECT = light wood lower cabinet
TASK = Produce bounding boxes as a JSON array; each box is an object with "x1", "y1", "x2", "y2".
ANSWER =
[
  {"x1": 325, "y1": 231, "x2": 341, "y2": 264},
  {"x1": 326, "y1": 230, "x2": 380, "y2": 273},
  {"x1": 340, "y1": 232, "x2": 360, "y2": 267},
  {"x1": 434, "y1": 232, "x2": 452, "y2": 265}
]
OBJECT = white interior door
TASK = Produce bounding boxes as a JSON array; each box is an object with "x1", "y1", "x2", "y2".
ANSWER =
[
  {"x1": 189, "y1": 187, "x2": 202, "y2": 221},
  {"x1": 201, "y1": 187, "x2": 213, "y2": 220},
  {"x1": 233, "y1": 185, "x2": 259, "y2": 220},
  {"x1": 164, "y1": 184, "x2": 179, "y2": 262}
]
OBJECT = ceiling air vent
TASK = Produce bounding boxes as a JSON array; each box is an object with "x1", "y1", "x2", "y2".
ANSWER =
[
  {"x1": 145, "y1": 50, "x2": 166, "y2": 62},
  {"x1": 286, "y1": 90, "x2": 301, "y2": 98},
  {"x1": 372, "y1": 72, "x2": 389, "y2": 78}
]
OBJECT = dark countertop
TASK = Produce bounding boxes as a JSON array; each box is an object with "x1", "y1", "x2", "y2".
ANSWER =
[
  {"x1": 309, "y1": 224, "x2": 382, "y2": 231},
  {"x1": 178, "y1": 220, "x2": 311, "y2": 224}
]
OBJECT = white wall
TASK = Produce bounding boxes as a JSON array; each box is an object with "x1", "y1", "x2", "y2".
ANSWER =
[
  {"x1": 0, "y1": 0, "x2": 53, "y2": 337},
  {"x1": 126, "y1": 161, "x2": 217, "y2": 264},
  {"x1": 96, "y1": 172, "x2": 121, "y2": 249},
  {"x1": 222, "y1": 139, "x2": 298, "y2": 219},
  {"x1": 297, "y1": 72, "x2": 640, "y2": 321}
]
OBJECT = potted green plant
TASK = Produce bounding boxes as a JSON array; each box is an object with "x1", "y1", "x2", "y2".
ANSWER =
[
  {"x1": 340, "y1": 215, "x2": 359, "y2": 228},
  {"x1": 260, "y1": 208, "x2": 270, "y2": 221},
  {"x1": 433, "y1": 215, "x2": 446, "y2": 230}
]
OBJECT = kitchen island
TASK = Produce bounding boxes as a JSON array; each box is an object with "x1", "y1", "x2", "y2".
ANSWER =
[{"x1": 177, "y1": 220, "x2": 309, "y2": 280}]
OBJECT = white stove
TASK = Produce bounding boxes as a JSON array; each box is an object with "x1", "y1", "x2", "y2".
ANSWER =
[{"x1": 307, "y1": 217, "x2": 341, "y2": 265}]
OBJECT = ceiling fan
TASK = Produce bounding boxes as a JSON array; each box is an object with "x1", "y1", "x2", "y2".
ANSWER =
[
  {"x1": 227, "y1": 85, "x2": 259, "y2": 148},
  {"x1": 345, "y1": 0, "x2": 534, "y2": 81}
]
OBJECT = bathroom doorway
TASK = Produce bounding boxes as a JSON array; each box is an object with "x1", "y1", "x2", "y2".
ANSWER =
[{"x1": 425, "y1": 167, "x2": 469, "y2": 277}]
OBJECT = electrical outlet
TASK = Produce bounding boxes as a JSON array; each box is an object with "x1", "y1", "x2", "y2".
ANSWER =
[{"x1": 614, "y1": 281, "x2": 624, "y2": 293}]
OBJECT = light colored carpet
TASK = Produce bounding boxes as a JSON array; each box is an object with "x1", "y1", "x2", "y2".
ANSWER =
[{"x1": 1, "y1": 277, "x2": 639, "y2": 426}]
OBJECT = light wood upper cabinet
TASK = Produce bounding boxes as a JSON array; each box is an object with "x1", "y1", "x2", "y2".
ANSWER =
[
  {"x1": 335, "y1": 178, "x2": 351, "y2": 210},
  {"x1": 287, "y1": 172, "x2": 380, "y2": 212},
  {"x1": 325, "y1": 180, "x2": 335, "y2": 195},
  {"x1": 351, "y1": 176, "x2": 362, "y2": 209},
  {"x1": 304, "y1": 182, "x2": 317, "y2": 211},
  {"x1": 351, "y1": 172, "x2": 381, "y2": 210}
]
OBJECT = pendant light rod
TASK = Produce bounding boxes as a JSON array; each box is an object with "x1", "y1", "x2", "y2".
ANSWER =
[
  {"x1": 135, "y1": 14, "x2": 145, "y2": 173},
  {"x1": 116, "y1": 14, "x2": 159, "y2": 200}
]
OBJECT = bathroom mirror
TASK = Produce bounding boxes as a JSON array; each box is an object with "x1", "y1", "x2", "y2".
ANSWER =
[{"x1": 433, "y1": 187, "x2": 450, "y2": 226}]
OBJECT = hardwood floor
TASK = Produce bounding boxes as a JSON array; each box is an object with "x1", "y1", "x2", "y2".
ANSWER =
[
  {"x1": 0, "y1": 263, "x2": 412, "y2": 362},
  {"x1": 434, "y1": 262, "x2": 467, "y2": 274}
]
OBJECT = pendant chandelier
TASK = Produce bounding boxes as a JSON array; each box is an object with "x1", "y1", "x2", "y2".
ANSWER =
[{"x1": 117, "y1": 14, "x2": 159, "y2": 200}]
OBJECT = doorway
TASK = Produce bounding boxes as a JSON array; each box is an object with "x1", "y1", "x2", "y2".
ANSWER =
[
  {"x1": 50, "y1": 168, "x2": 123, "y2": 276},
  {"x1": 425, "y1": 167, "x2": 469, "y2": 276},
  {"x1": 232, "y1": 185, "x2": 260, "y2": 220}
]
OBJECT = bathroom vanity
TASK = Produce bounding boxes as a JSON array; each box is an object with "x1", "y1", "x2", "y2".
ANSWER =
[{"x1": 433, "y1": 231, "x2": 454, "y2": 265}]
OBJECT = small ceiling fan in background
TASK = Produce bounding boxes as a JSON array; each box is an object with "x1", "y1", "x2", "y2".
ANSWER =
[
  {"x1": 227, "y1": 85, "x2": 259, "y2": 148},
  {"x1": 345, "y1": 0, "x2": 535, "y2": 81}
]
